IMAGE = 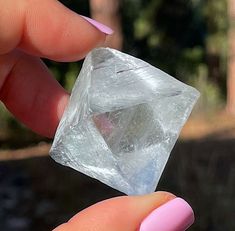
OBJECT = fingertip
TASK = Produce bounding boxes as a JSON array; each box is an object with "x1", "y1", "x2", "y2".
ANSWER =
[
  {"x1": 1, "y1": 0, "x2": 108, "y2": 61},
  {"x1": 52, "y1": 192, "x2": 176, "y2": 231},
  {"x1": 139, "y1": 198, "x2": 194, "y2": 231},
  {"x1": 19, "y1": 0, "x2": 108, "y2": 61}
]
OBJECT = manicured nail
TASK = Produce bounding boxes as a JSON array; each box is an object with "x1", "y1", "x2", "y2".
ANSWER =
[
  {"x1": 81, "y1": 16, "x2": 113, "y2": 35},
  {"x1": 139, "y1": 198, "x2": 194, "y2": 231}
]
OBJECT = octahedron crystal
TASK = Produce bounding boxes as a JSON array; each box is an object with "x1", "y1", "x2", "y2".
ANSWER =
[{"x1": 50, "y1": 48, "x2": 199, "y2": 195}]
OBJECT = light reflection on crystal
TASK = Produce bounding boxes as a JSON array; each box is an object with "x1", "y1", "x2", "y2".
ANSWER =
[
  {"x1": 93, "y1": 104, "x2": 164, "y2": 156},
  {"x1": 50, "y1": 48, "x2": 200, "y2": 195}
]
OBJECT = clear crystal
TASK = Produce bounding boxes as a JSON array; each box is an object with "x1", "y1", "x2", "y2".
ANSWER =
[{"x1": 50, "y1": 48, "x2": 199, "y2": 195}]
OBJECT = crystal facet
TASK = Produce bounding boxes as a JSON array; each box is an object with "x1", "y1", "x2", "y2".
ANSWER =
[{"x1": 50, "y1": 48, "x2": 200, "y2": 195}]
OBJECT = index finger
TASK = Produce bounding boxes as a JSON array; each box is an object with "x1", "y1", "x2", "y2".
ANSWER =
[{"x1": 0, "y1": 0, "x2": 112, "y2": 61}]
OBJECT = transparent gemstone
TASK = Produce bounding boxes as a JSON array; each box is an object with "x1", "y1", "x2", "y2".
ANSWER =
[
  {"x1": 50, "y1": 48, "x2": 199, "y2": 195},
  {"x1": 92, "y1": 104, "x2": 164, "y2": 156}
]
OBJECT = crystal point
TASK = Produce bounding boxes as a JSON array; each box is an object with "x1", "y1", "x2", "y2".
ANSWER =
[{"x1": 50, "y1": 48, "x2": 199, "y2": 195}]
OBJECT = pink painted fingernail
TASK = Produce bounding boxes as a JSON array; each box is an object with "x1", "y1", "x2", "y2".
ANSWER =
[
  {"x1": 81, "y1": 16, "x2": 113, "y2": 35},
  {"x1": 139, "y1": 198, "x2": 194, "y2": 231}
]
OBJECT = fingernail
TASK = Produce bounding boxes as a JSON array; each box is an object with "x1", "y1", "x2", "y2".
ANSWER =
[
  {"x1": 81, "y1": 16, "x2": 113, "y2": 35},
  {"x1": 139, "y1": 198, "x2": 194, "y2": 231}
]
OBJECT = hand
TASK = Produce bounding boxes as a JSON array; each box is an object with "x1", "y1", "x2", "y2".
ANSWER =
[
  {"x1": 0, "y1": 1, "x2": 194, "y2": 230},
  {"x1": 0, "y1": 0, "x2": 110, "y2": 138}
]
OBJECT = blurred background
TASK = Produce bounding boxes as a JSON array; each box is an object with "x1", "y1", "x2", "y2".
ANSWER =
[{"x1": 0, "y1": 0, "x2": 235, "y2": 230}]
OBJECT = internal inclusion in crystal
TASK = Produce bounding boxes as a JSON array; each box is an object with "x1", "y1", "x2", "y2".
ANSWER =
[{"x1": 92, "y1": 104, "x2": 164, "y2": 156}]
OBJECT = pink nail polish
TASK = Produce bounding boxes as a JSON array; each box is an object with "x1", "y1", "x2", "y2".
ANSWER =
[
  {"x1": 139, "y1": 198, "x2": 194, "y2": 231},
  {"x1": 81, "y1": 16, "x2": 114, "y2": 35}
]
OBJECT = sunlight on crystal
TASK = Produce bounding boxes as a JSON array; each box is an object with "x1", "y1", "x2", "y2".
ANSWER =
[
  {"x1": 93, "y1": 104, "x2": 164, "y2": 156},
  {"x1": 50, "y1": 48, "x2": 200, "y2": 195}
]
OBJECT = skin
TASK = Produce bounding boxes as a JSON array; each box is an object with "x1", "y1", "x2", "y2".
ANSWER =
[{"x1": 0, "y1": 0, "x2": 176, "y2": 230}]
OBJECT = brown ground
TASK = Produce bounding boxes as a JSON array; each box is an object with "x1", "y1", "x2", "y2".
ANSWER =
[{"x1": 181, "y1": 111, "x2": 235, "y2": 140}]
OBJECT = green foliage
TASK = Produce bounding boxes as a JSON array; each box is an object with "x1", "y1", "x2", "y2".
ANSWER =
[
  {"x1": 189, "y1": 65, "x2": 224, "y2": 114},
  {"x1": 123, "y1": 0, "x2": 206, "y2": 76}
]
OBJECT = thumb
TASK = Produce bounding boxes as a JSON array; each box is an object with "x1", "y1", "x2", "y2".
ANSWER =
[{"x1": 53, "y1": 192, "x2": 194, "y2": 231}]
